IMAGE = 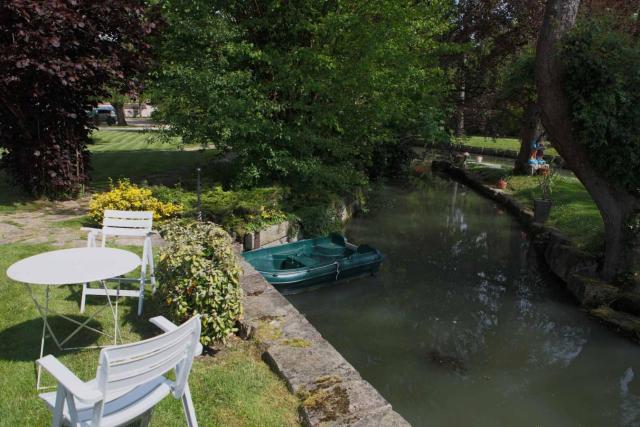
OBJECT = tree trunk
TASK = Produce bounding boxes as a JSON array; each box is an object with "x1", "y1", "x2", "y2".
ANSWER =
[
  {"x1": 513, "y1": 102, "x2": 543, "y2": 175},
  {"x1": 536, "y1": 0, "x2": 640, "y2": 280},
  {"x1": 113, "y1": 102, "x2": 127, "y2": 126},
  {"x1": 455, "y1": 84, "x2": 465, "y2": 138},
  {"x1": 455, "y1": 57, "x2": 467, "y2": 138}
]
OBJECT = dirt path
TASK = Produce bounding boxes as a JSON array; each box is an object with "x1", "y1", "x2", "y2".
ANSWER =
[{"x1": 0, "y1": 198, "x2": 90, "y2": 246}]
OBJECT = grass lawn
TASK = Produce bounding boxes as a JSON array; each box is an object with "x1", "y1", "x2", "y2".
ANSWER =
[
  {"x1": 467, "y1": 163, "x2": 603, "y2": 254},
  {"x1": 0, "y1": 243, "x2": 300, "y2": 426},
  {"x1": 464, "y1": 135, "x2": 559, "y2": 157},
  {"x1": 90, "y1": 130, "x2": 228, "y2": 191},
  {"x1": 0, "y1": 130, "x2": 233, "y2": 212}
]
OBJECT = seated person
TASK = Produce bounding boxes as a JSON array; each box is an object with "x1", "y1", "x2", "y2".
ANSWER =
[{"x1": 536, "y1": 142, "x2": 547, "y2": 165}]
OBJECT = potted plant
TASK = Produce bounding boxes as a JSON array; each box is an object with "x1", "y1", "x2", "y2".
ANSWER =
[{"x1": 533, "y1": 167, "x2": 557, "y2": 223}]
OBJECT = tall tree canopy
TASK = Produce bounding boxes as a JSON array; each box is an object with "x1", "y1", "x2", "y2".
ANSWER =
[
  {"x1": 150, "y1": 0, "x2": 453, "y2": 196},
  {"x1": 536, "y1": 0, "x2": 640, "y2": 280},
  {"x1": 445, "y1": 0, "x2": 544, "y2": 137},
  {"x1": 0, "y1": 0, "x2": 158, "y2": 196}
]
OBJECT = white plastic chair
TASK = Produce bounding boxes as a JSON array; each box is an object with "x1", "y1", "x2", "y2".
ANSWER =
[
  {"x1": 37, "y1": 315, "x2": 202, "y2": 427},
  {"x1": 81, "y1": 210, "x2": 157, "y2": 316}
]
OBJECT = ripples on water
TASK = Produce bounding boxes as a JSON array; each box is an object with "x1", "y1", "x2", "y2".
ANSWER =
[{"x1": 287, "y1": 176, "x2": 640, "y2": 426}]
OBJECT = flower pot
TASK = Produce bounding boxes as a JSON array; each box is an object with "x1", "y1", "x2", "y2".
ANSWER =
[
  {"x1": 413, "y1": 164, "x2": 428, "y2": 175},
  {"x1": 533, "y1": 198, "x2": 552, "y2": 223},
  {"x1": 497, "y1": 178, "x2": 508, "y2": 190}
]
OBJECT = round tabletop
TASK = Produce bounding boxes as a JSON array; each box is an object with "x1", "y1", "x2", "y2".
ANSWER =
[{"x1": 6, "y1": 248, "x2": 141, "y2": 286}]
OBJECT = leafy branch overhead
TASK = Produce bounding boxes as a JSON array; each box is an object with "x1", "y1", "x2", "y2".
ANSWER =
[{"x1": 149, "y1": 0, "x2": 454, "y2": 195}]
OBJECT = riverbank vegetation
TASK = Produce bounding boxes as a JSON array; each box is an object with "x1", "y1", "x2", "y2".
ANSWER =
[{"x1": 466, "y1": 163, "x2": 602, "y2": 254}]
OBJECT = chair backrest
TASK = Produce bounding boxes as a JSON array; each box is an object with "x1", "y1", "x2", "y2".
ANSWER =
[
  {"x1": 101, "y1": 210, "x2": 153, "y2": 245},
  {"x1": 95, "y1": 315, "x2": 201, "y2": 401}
]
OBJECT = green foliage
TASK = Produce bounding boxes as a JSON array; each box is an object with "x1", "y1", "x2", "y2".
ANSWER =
[
  {"x1": 150, "y1": 0, "x2": 453, "y2": 197},
  {"x1": 157, "y1": 220, "x2": 242, "y2": 345},
  {"x1": 295, "y1": 204, "x2": 344, "y2": 238},
  {"x1": 562, "y1": 19, "x2": 640, "y2": 193},
  {"x1": 489, "y1": 47, "x2": 537, "y2": 136},
  {"x1": 536, "y1": 169, "x2": 558, "y2": 201},
  {"x1": 0, "y1": 1, "x2": 158, "y2": 197},
  {"x1": 88, "y1": 179, "x2": 182, "y2": 225},
  {"x1": 153, "y1": 185, "x2": 291, "y2": 237}
]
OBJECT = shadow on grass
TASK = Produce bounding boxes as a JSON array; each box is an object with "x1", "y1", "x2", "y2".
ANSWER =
[
  {"x1": 0, "y1": 170, "x2": 39, "y2": 213},
  {"x1": 71, "y1": 283, "x2": 172, "y2": 342},
  {"x1": 0, "y1": 315, "x2": 103, "y2": 361},
  {"x1": 121, "y1": 294, "x2": 170, "y2": 340}
]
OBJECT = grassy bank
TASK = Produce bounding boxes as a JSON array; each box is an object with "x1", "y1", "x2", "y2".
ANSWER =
[
  {"x1": 0, "y1": 242, "x2": 300, "y2": 426},
  {"x1": 466, "y1": 163, "x2": 603, "y2": 254}
]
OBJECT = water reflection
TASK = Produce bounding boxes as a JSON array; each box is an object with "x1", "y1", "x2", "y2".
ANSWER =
[{"x1": 287, "y1": 175, "x2": 640, "y2": 426}]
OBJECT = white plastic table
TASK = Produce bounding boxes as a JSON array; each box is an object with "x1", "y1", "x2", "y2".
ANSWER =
[{"x1": 6, "y1": 247, "x2": 141, "y2": 389}]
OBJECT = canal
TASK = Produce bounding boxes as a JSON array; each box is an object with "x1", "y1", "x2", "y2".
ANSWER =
[{"x1": 286, "y1": 175, "x2": 640, "y2": 426}]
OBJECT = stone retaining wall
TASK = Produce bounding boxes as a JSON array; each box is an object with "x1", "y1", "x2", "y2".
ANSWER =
[
  {"x1": 431, "y1": 160, "x2": 640, "y2": 341},
  {"x1": 237, "y1": 253, "x2": 410, "y2": 426},
  {"x1": 243, "y1": 221, "x2": 294, "y2": 251}
]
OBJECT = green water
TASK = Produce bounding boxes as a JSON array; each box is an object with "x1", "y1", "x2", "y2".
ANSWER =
[{"x1": 287, "y1": 176, "x2": 640, "y2": 426}]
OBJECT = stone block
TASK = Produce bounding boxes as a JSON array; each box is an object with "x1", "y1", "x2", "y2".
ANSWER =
[
  {"x1": 567, "y1": 274, "x2": 620, "y2": 308},
  {"x1": 611, "y1": 293, "x2": 640, "y2": 317},
  {"x1": 257, "y1": 221, "x2": 290, "y2": 248},
  {"x1": 590, "y1": 306, "x2": 640, "y2": 339},
  {"x1": 300, "y1": 377, "x2": 392, "y2": 426},
  {"x1": 544, "y1": 241, "x2": 598, "y2": 282}
]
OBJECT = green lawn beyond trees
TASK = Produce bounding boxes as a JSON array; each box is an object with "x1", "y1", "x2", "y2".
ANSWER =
[
  {"x1": 467, "y1": 163, "x2": 603, "y2": 254},
  {"x1": 464, "y1": 136, "x2": 559, "y2": 157}
]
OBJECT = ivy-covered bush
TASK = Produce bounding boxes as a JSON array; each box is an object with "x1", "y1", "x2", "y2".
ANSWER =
[
  {"x1": 88, "y1": 179, "x2": 182, "y2": 225},
  {"x1": 562, "y1": 19, "x2": 640, "y2": 193},
  {"x1": 157, "y1": 220, "x2": 242, "y2": 345}
]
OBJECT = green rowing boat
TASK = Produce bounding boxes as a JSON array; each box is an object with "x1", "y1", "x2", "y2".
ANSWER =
[{"x1": 242, "y1": 234, "x2": 383, "y2": 293}]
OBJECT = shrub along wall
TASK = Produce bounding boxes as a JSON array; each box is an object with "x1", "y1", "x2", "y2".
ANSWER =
[
  {"x1": 157, "y1": 220, "x2": 243, "y2": 346},
  {"x1": 88, "y1": 179, "x2": 182, "y2": 225}
]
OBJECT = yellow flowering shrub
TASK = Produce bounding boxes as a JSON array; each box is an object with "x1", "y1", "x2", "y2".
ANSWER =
[{"x1": 89, "y1": 179, "x2": 182, "y2": 225}]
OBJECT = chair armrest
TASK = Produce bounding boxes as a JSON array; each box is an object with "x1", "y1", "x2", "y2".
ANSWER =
[
  {"x1": 37, "y1": 355, "x2": 103, "y2": 403},
  {"x1": 149, "y1": 316, "x2": 178, "y2": 332},
  {"x1": 150, "y1": 316, "x2": 203, "y2": 356}
]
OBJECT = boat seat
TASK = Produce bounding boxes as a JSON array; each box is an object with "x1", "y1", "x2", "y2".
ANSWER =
[
  {"x1": 357, "y1": 244, "x2": 377, "y2": 254},
  {"x1": 329, "y1": 233, "x2": 347, "y2": 246},
  {"x1": 314, "y1": 245, "x2": 345, "y2": 257}
]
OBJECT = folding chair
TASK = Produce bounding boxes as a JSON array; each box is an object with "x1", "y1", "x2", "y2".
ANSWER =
[{"x1": 81, "y1": 210, "x2": 156, "y2": 316}]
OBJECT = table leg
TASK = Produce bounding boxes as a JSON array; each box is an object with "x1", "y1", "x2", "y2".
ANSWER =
[
  {"x1": 35, "y1": 286, "x2": 62, "y2": 390},
  {"x1": 115, "y1": 280, "x2": 120, "y2": 345},
  {"x1": 101, "y1": 280, "x2": 121, "y2": 345},
  {"x1": 27, "y1": 285, "x2": 63, "y2": 351}
]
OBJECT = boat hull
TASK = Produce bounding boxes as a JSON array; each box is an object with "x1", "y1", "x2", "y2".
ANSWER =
[{"x1": 242, "y1": 234, "x2": 383, "y2": 293}]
